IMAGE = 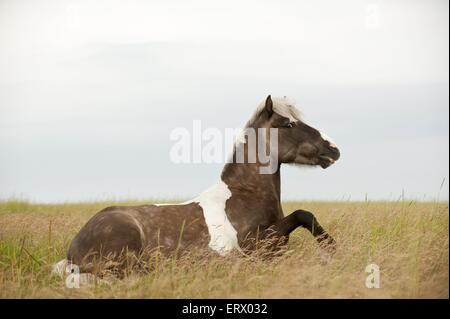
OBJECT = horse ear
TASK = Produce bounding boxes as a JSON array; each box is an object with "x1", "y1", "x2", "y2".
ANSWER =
[{"x1": 265, "y1": 95, "x2": 273, "y2": 117}]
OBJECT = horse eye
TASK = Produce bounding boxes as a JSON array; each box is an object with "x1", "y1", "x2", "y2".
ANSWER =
[{"x1": 285, "y1": 122, "x2": 294, "y2": 128}]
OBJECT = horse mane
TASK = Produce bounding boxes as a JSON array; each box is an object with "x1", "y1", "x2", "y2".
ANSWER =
[
  {"x1": 232, "y1": 96, "x2": 304, "y2": 146},
  {"x1": 244, "y1": 96, "x2": 303, "y2": 128}
]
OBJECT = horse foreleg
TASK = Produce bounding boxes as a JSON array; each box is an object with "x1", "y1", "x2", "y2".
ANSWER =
[{"x1": 271, "y1": 209, "x2": 336, "y2": 253}]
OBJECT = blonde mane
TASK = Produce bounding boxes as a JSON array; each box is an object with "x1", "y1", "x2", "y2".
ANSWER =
[{"x1": 245, "y1": 96, "x2": 303, "y2": 128}]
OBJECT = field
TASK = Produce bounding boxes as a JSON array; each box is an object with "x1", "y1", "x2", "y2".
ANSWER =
[{"x1": 0, "y1": 200, "x2": 448, "y2": 298}]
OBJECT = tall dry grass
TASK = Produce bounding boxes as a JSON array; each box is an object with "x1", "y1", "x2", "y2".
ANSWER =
[{"x1": 0, "y1": 200, "x2": 448, "y2": 298}]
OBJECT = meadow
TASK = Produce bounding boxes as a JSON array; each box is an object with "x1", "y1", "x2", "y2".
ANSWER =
[{"x1": 0, "y1": 200, "x2": 448, "y2": 298}]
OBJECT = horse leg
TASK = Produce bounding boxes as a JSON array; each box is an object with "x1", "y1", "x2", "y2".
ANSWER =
[{"x1": 270, "y1": 209, "x2": 336, "y2": 253}]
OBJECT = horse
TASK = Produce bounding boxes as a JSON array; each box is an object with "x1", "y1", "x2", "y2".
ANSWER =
[{"x1": 53, "y1": 95, "x2": 340, "y2": 275}]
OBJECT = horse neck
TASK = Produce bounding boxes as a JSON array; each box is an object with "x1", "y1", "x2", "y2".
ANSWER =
[
  {"x1": 220, "y1": 120, "x2": 282, "y2": 206},
  {"x1": 221, "y1": 163, "x2": 280, "y2": 199},
  {"x1": 220, "y1": 152, "x2": 282, "y2": 204}
]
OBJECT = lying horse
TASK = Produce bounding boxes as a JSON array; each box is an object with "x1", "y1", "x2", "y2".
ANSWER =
[{"x1": 55, "y1": 95, "x2": 340, "y2": 274}]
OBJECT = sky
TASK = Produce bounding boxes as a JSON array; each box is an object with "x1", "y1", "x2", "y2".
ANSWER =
[{"x1": 0, "y1": 0, "x2": 448, "y2": 203}]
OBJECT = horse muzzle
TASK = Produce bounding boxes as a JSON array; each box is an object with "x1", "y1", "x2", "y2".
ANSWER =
[{"x1": 318, "y1": 147, "x2": 340, "y2": 169}]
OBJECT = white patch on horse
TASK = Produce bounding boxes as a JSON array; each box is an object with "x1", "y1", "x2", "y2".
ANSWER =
[
  {"x1": 152, "y1": 181, "x2": 239, "y2": 255},
  {"x1": 153, "y1": 200, "x2": 195, "y2": 207},
  {"x1": 320, "y1": 131, "x2": 337, "y2": 148},
  {"x1": 190, "y1": 180, "x2": 239, "y2": 255}
]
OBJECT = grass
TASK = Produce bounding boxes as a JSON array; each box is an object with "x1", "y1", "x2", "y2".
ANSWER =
[{"x1": 0, "y1": 199, "x2": 448, "y2": 298}]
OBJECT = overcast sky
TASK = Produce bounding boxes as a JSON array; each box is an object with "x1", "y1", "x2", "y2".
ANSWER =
[{"x1": 0, "y1": 0, "x2": 448, "y2": 203}]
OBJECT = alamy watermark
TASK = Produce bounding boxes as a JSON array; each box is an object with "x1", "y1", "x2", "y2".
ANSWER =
[
  {"x1": 169, "y1": 120, "x2": 279, "y2": 174},
  {"x1": 365, "y1": 3, "x2": 381, "y2": 29},
  {"x1": 365, "y1": 263, "x2": 381, "y2": 288}
]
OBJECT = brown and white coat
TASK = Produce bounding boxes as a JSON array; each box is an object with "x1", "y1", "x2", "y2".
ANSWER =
[{"x1": 53, "y1": 96, "x2": 340, "y2": 274}]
